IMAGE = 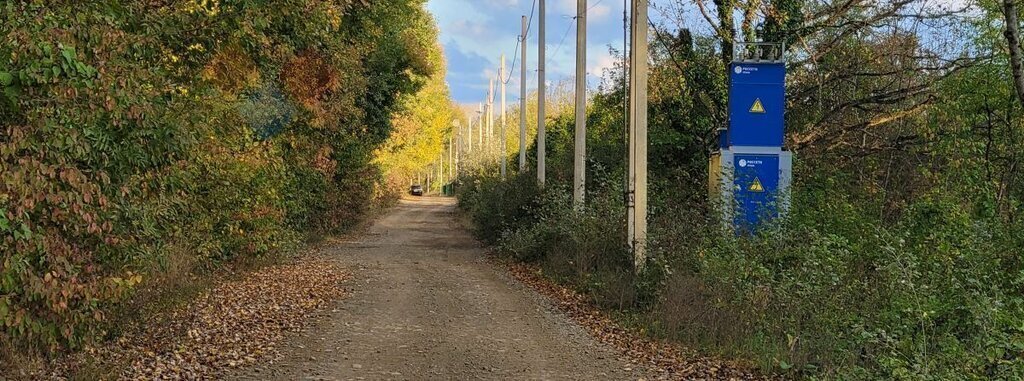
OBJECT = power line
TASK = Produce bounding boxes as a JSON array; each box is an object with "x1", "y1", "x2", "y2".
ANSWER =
[
  {"x1": 526, "y1": 0, "x2": 538, "y2": 35},
  {"x1": 551, "y1": 16, "x2": 577, "y2": 58},
  {"x1": 503, "y1": 41, "x2": 522, "y2": 85},
  {"x1": 502, "y1": 0, "x2": 538, "y2": 86},
  {"x1": 549, "y1": 0, "x2": 605, "y2": 74}
]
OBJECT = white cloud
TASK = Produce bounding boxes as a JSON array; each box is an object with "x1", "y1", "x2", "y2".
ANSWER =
[
  {"x1": 481, "y1": 68, "x2": 499, "y2": 83},
  {"x1": 450, "y1": 19, "x2": 490, "y2": 39},
  {"x1": 554, "y1": 0, "x2": 611, "y2": 20},
  {"x1": 556, "y1": 0, "x2": 576, "y2": 14},
  {"x1": 589, "y1": 4, "x2": 612, "y2": 21},
  {"x1": 588, "y1": 49, "x2": 618, "y2": 76},
  {"x1": 428, "y1": 0, "x2": 630, "y2": 102},
  {"x1": 489, "y1": 0, "x2": 522, "y2": 7},
  {"x1": 922, "y1": 0, "x2": 977, "y2": 12}
]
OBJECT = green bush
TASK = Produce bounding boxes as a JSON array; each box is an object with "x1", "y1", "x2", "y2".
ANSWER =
[
  {"x1": 0, "y1": 0, "x2": 443, "y2": 354},
  {"x1": 682, "y1": 188, "x2": 1024, "y2": 379},
  {"x1": 463, "y1": 172, "x2": 663, "y2": 311},
  {"x1": 458, "y1": 172, "x2": 542, "y2": 245},
  {"x1": 463, "y1": 168, "x2": 1024, "y2": 379}
]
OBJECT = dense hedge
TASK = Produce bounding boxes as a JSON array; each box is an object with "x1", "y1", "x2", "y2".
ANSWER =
[{"x1": 0, "y1": 0, "x2": 445, "y2": 353}]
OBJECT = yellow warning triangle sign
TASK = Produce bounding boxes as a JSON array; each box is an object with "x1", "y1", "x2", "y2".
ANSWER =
[
  {"x1": 749, "y1": 177, "x2": 765, "y2": 192},
  {"x1": 750, "y1": 98, "x2": 766, "y2": 114}
]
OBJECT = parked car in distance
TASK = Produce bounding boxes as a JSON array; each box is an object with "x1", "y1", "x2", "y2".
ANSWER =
[{"x1": 410, "y1": 184, "x2": 424, "y2": 196}]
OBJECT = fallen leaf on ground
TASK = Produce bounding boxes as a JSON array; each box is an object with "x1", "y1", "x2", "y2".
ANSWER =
[
  {"x1": 46, "y1": 257, "x2": 349, "y2": 380},
  {"x1": 499, "y1": 259, "x2": 780, "y2": 381}
]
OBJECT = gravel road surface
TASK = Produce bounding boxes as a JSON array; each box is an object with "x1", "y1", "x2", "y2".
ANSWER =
[{"x1": 229, "y1": 196, "x2": 648, "y2": 381}]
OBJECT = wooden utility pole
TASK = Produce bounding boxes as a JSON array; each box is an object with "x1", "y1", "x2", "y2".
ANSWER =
[
  {"x1": 573, "y1": 0, "x2": 588, "y2": 209},
  {"x1": 537, "y1": 0, "x2": 547, "y2": 187},
  {"x1": 627, "y1": 0, "x2": 649, "y2": 271},
  {"x1": 500, "y1": 54, "x2": 508, "y2": 180},
  {"x1": 519, "y1": 15, "x2": 528, "y2": 172}
]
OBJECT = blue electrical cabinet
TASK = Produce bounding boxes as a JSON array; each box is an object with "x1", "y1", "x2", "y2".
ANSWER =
[
  {"x1": 710, "y1": 149, "x2": 792, "y2": 232},
  {"x1": 710, "y1": 49, "x2": 792, "y2": 233},
  {"x1": 732, "y1": 153, "x2": 783, "y2": 230},
  {"x1": 728, "y1": 63, "x2": 785, "y2": 147}
]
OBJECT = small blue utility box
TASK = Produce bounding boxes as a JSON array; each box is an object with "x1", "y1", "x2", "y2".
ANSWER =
[{"x1": 710, "y1": 43, "x2": 793, "y2": 233}]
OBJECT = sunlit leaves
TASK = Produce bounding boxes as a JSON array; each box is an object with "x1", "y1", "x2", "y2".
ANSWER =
[{"x1": 0, "y1": 0, "x2": 447, "y2": 355}]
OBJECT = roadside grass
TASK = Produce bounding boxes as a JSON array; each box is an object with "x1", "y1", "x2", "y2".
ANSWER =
[
  {"x1": 457, "y1": 171, "x2": 1024, "y2": 379},
  {"x1": 482, "y1": 249, "x2": 767, "y2": 379}
]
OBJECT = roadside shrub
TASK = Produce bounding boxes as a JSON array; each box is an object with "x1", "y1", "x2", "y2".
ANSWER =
[
  {"x1": 463, "y1": 171, "x2": 660, "y2": 311},
  {"x1": 0, "y1": 0, "x2": 439, "y2": 355},
  {"x1": 463, "y1": 164, "x2": 1024, "y2": 379},
  {"x1": 458, "y1": 172, "x2": 541, "y2": 244},
  {"x1": 651, "y1": 184, "x2": 1024, "y2": 379}
]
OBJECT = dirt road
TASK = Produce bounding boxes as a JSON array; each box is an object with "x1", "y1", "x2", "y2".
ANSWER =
[{"x1": 229, "y1": 197, "x2": 648, "y2": 380}]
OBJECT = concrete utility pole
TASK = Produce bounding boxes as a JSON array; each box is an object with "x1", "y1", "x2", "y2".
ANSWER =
[
  {"x1": 439, "y1": 154, "x2": 444, "y2": 195},
  {"x1": 448, "y1": 131, "x2": 454, "y2": 189},
  {"x1": 478, "y1": 104, "x2": 484, "y2": 149},
  {"x1": 487, "y1": 80, "x2": 495, "y2": 154},
  {"x1": 537, "y1": 0, "x2": 547, "y2": 187},
  {"x1": 455, "y1": 126, "x2": 461, "y2": 179},
  {"x1": 519, "y1": 15, "x2": 528, "y2": 172},
  {"x1": 573, "y1": 0, "x2": 587, "y2": 209},
  {"x1": 627, "y1": 0, "x2": 649, "y2": 271},
  {"x1": 500, "y1": 54, "x2": 508, "y2": 180},
  {"x1": 467, "y1": 117, "x2": 474, "y2": 153}
]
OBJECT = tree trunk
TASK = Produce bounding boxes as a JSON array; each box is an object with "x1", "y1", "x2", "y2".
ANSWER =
[
  {"x1": 741, "y1": 0, "x2": 761, "y2": 44},
  {"x1": 713, "y1": 0, "x2": 735, "y2": 66},
  {"x1": 1004, "y1": 0, "x2": 1024, "y2": 105}
]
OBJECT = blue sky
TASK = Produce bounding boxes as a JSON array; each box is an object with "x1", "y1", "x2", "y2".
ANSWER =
[
  {"x1": 425, "y1": 0, "x2": 969, "y2": 108},
  {"x1": 426, "y1": 0, "x2": 638, "y2": 106}
]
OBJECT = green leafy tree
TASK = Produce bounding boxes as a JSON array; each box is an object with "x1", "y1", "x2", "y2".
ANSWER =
[{"x1": 0, "y1": 0, "x2": 452, "y2": 354}]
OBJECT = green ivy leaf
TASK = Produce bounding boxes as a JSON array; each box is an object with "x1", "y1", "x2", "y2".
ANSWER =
[
  {"x1": 61, "y1": 47, "x2": 76, "y2": 63},
  {"x1": 4, "y1": 86, "x2": 21, "y2": 104},
  {"x1": 0, "y1": 71, "x2": 12, "y2": 86}
]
